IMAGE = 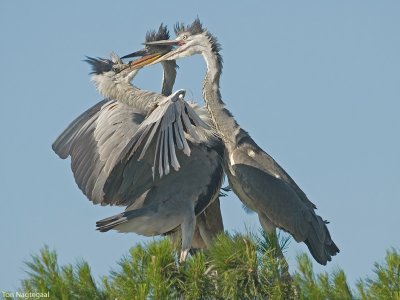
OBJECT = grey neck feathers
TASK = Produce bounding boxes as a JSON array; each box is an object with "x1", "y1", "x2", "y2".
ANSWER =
[
  {"x1": 201, "y1": 45, "x2": 240, "y2": 145},
  {"x1": 91, "y1": 71, "x2": 163, "y2": 111},
  {"x1": 161, "y1": 61, "x2": 177, "y2": 96}
]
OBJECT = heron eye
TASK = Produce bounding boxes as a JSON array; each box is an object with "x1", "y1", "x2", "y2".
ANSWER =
[
  {"x1": 112, "y1": 65, "x2": 122, "y2": 73},
  {"x1": 182, "y1": 35, "x2": 188, "y2": 40}
]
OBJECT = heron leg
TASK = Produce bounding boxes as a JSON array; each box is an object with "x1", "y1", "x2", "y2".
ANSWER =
[
  {"x1": 258, "y1": 214, "x2": 291, "y2": 278},
  {"x1": 191, "y1": 223, "x2": 207, "y2": 249},
  {"x1": 197, "y1": 214, "x2": 213, "y2": 247},
  {"x1": 168, "y1": 230, "x2": 181, "y2": 251},
  {"x1": 197, "y1": 198, "x2": 224, "y2": 248},
  {"x1": 258, "y1": 214, "x2": 283, "y2": 254},
  {"x1": 264, "y1": 230, "x2": 298, "y2": 296},
  {"x1": 179, "y1": 211, "x2": 196, "y2": 263},
  {"x1": 258, "y1": 214, "x2": 298, "y2": 295}
]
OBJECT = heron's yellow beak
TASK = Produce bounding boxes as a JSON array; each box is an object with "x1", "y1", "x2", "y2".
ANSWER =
[{"x1": 129, "y1": 53, "x2": 163, "y2": 69}]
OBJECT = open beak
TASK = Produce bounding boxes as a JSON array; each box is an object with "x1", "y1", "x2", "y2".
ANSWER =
[
  {"x1": 123, "y1": 39, "x2": 182, "y2": 70},
  {"x1": 143, "y1": 39, "x2": 187, "y2": 65},
  {"x1": 128, "y1": 53, "x2": 163, "y2": 69}
]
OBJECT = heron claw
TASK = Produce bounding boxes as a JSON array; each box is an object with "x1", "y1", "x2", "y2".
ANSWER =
[{"x1": 179, "y1": 249, "x2": 190, "y2": 263}]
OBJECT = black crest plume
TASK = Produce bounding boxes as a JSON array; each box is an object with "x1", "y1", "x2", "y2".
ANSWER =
[{"x1": 84, "y1": 57, "x2": 113, "y2": 74}]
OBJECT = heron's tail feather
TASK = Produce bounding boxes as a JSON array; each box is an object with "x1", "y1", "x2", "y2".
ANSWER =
[
  {"x1": 96, "y1": 209, "x2": 144, "y2": 232},
  {"x1": 96, "y1": 212, "x2": 127, "y2": 232},
  {"x1": 96, "y1": 208, "x2": 158, "y2": 236},
  {"x1": 304, "y1": 215, "x2": 339, "y2": 265}
]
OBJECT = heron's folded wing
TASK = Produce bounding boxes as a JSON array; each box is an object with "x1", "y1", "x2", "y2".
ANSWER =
[
  {"x1": 255, "y1": 149, "x2": 317, "y2": 210},
  {"x1": 118, "y1": 95, "x2": 212, "y2": 179}
]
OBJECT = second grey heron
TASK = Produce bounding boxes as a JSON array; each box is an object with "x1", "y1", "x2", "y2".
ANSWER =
[{"x1": 127, "y1": 19, "x2": 339, "y2": 265}]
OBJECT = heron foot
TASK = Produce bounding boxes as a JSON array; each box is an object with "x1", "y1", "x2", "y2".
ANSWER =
[{"x1": 179, "y1": 248, "x2": 190, "y2": 263}]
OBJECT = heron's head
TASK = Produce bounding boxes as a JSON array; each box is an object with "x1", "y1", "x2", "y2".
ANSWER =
[
  {"x1": 85, "y1": 56, "x2": 115, "y2": 75},
  {"x1": 85, "y1": 52, "x2": 141, "y2": 92},
  {"x1": 130, "y1": 18, "x2": 222, "y2": 66},
  {"x1": 85, "y1": 53, "x2": 129, "y2": 75},
  {"x1": 144, "y1": 23, "x2": 173, "y2": 55},
  {"x1": 121, "y1": 23, "x2": 178, "y2": 69}
]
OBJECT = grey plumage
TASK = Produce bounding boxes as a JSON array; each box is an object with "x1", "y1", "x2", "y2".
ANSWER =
[
  {"x1": 53, "y1": 25, "x2": 224, "y2": 260},
  {"x1": 120, "y1": 25, "x2": 225, "y2": 251},
  {"x1": 142, "y1": 18, "x2": 339, "y2": 265},
  {"x1": 125, "y1": 89, "x2": 210, "y2": 178},
  {"x1": 53, "y1": 97, "x2": 147, "y2": 205}
]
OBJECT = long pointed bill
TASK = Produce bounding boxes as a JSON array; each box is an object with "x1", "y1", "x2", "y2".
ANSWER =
[
  {"x1": 128, "y1": 53, "x2": 163, "y2": 69},
  {"x1": 126, "y1": 39, "x2": 183, "y2": 69},
  {"x1": 142, "y1": 39, "x2": 186, "y2": 66},
  {"x1": 121, "y1": 49, "x2": 147, "y2": 59},
  {"x1": 144, "y1": 48, "x2": 183, "y2": 66},
  {"x1": 144, "y1": 39, "x2": 182, "y2": 46}
]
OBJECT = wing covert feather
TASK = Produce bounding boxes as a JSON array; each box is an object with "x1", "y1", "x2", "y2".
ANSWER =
[{"x1": 120, "y1": 90, "x2": 213, "y2": 178}]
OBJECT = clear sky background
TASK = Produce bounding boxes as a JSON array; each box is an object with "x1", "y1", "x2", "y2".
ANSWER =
[{"x1": 1, "y1": 1, "x2": 399, "y2": 292}]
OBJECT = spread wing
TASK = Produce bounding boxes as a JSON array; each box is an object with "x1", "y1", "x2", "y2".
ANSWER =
[
  {"x1": 52, "y1": 99, "x2": 149, "y2": 205},
  {"x1": 103, "y1": 93, "x2": 222, "y2": 207},
  {"x1": 52, "y1": 99, "x2": 108, "y2": 159},
  {"x1": 53, "y1": 92, "x2": 217, "y2": 208}
]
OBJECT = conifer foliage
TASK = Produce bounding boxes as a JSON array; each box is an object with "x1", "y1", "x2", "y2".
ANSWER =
[{"x1": 4, "y1": 232, "x2": 399, "y2": 299}]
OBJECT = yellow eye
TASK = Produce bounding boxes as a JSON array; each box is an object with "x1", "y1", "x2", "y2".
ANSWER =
[{"x1": 182, "y1": 35, "x2": 188, "y2": 40}]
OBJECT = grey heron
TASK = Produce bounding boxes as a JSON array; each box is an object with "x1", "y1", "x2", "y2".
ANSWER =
[
  {"x1": 127, "y1": 19, "x2": 339, "y2": 265},
  {"x1": 121, "y1": 25, "x2": 225, "y2": 250},
  {"x1": 52, "y1": 26, "x2": 224, "y2": 261}
]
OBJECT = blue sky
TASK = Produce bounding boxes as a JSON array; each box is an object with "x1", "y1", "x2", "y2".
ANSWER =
[{"x1": 1, "y1": 1, "x2": 399, "y2": 291}]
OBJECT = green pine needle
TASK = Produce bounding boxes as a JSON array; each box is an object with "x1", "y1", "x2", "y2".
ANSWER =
[{"x1": 13, "y1": 231, "x2": 399, "y2": 300}]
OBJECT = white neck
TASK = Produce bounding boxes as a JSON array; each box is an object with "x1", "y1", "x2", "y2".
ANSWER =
[{"x1": 91, "y1": 70, "x2": 161, "y2": 111}]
